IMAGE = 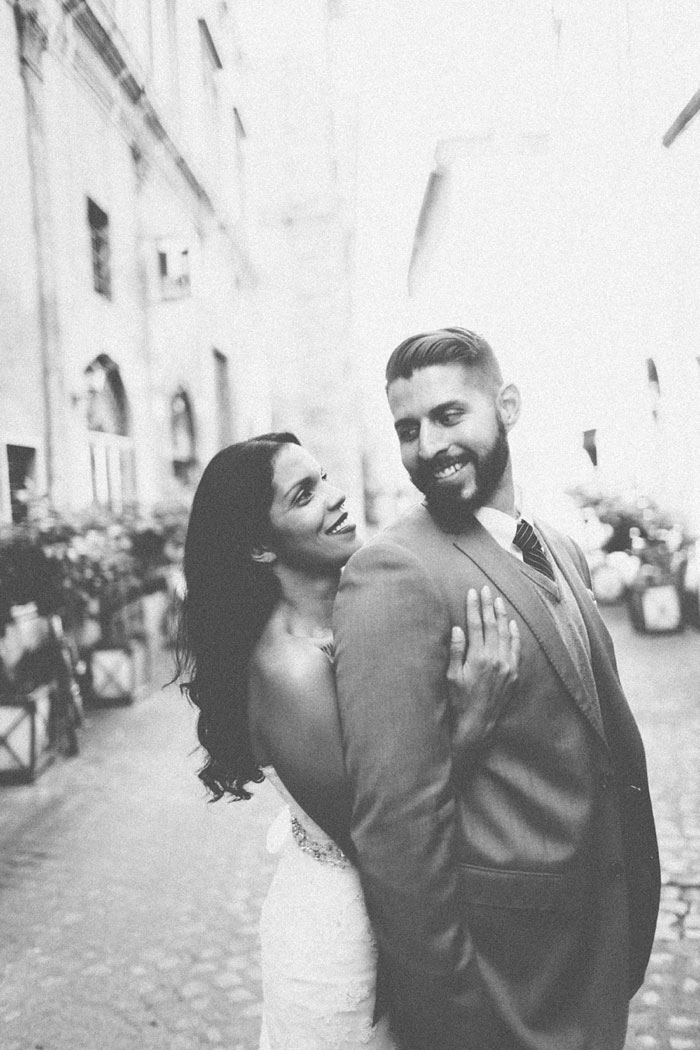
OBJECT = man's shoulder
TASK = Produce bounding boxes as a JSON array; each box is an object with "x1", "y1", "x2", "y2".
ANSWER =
[
  {"x1": 344, "y1": 502, "x2": 442, "y2": 567},
  {"x1": 371, "y1": 500, "x2": 443, "y2": 547},
  {"x1": 534, "y1": 516, "x2": 584, "y2": 557}
]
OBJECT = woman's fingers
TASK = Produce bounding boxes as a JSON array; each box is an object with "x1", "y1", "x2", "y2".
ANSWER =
[
  {"x1": 465, "y1": 588, "x2": 484, "y2": 651},
  {"x1": 509, "y1": 619, "x2": 521, "y2": 677},
  {"x1": 479, "y1": 586, "x2": 498, "y2": 652},
  {"x1": 494, "y1": 595, "x2": 511, "y2": 660},
  {"x1": 462, "y1": 588, "x2": 520, "y2": 681},
  {"x1": 447, "y1": 625, "x2": 466, "y2": 681}
]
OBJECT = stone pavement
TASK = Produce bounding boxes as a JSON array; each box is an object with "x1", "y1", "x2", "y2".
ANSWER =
[
  {"x1": 609, "y1": 605, "x2": 700, "y2": 1050},
  {"x1": 0, "y1": 608, "x2": 698, "y2": 1050},
  {"x1": 0, "y1": 661, "x2": 281, "y2": 1050}
]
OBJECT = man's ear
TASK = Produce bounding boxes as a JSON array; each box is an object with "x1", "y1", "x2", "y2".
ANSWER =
[
  {"x1": 497, "y1": 382, "x2": 521, "y2": 431},
  {"x1": 251, "y1": 546, "x2": 277, "y2": 565}
]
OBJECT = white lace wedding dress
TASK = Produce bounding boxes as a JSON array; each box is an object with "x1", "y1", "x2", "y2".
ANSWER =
[{"x1": 258, "y1": 765, "x2": 397, "y2": 1050}]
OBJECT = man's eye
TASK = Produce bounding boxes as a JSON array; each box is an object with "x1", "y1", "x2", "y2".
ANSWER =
[
  {"x1": 441, "y1": 411, "x2": 463, "y2": 425},
  {"x1": 397, "y1": 427, "x2": 418, "y2": 443}
]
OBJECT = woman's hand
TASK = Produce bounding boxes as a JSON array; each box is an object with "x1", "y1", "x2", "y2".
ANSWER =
[{"x1": 447, "y1": 586, "x2": 520, "y2": 765}]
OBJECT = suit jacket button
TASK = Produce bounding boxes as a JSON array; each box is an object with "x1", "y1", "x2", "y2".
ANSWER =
[
  {"x1": 607, "y1": 861, "x2": 625, "y2": 880},
  {"x1": 600, "y1": 773, "x2": 612, "y2": 790}
]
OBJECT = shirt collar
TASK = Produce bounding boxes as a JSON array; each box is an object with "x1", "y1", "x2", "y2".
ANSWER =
[{"x1": 474, "y1": 505, "x2": 520, "y2": 553}]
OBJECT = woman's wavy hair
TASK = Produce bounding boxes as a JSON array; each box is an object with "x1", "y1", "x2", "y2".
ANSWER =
[{"x1": 175, "y1": 432, "x2": 301, "y2": 801}]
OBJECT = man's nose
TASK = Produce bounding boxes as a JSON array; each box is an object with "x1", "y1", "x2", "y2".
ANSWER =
[{"x1": 417, "y1": 421, "x2": 447, "y2": 461}]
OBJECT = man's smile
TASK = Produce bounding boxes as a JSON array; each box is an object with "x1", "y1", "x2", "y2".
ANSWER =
[{"x1": 432, "y1": 457, "x2": 473, "y2": 481}]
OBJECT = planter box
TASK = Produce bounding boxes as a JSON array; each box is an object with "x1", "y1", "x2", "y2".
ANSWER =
[
  {"x1": 627, "y1": 583, "x2": 683, "y2": 634},
  {"x1": 88, "y1": 646, "x2": 135, "y2": 706},
  {"x1": 0, "y1": 684, "x2": 54, "y2": 783}
]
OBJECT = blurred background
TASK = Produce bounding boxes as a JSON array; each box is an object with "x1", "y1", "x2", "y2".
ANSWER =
[
  {"x1": 2, "y1": 0, "x2": 700, "y2": 623},
  {"x1": 1, "y1": 3, "x2": 700, "y2": 1048}
]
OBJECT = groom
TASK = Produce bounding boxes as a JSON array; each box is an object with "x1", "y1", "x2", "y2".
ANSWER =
[{"x1": 332, "y1": 328, "x2": 660, "y2": 1050}]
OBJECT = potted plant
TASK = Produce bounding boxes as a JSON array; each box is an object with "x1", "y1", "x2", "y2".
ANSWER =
[{"x1": 0, "y1": 530, "x2": 67, "y2": 781}]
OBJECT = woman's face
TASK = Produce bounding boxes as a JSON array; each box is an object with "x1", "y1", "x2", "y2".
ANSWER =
[{"x1": 266, "y1": 444, "x2": 361, "y2": 572}]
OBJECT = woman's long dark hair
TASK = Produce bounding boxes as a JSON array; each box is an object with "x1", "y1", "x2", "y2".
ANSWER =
[{"x1": 175, "y1": 432, "x2": 301, "y2": 801}]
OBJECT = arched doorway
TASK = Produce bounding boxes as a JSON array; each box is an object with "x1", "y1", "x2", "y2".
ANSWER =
[
  {"x1": 84, "y1": 354, "x2": 135, "y2": 510},
  {"x1": 171, "y1": 387, "x2": 197, "y2": 483}
]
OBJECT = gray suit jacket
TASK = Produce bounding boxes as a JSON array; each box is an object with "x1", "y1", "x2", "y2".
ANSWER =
[{"x1": 333, "y1": 503, "x2": 660, "y2": 1050}]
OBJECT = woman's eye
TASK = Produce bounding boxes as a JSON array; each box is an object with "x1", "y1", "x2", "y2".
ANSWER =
[{"x1": 295, "y1": 487, "x2": 312, "y2": 504}]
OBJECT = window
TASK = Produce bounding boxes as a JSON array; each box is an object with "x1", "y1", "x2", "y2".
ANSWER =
[
  {"x1": 85, "y1": 355, "x2": 129, "y2": 436},
  {"x1": 171, "y1": 388, "x2": 197, "y2": 482},
  {"x1": 84, "y1": 355, "x2": 134, "y2": 510},
  {"x1": 87, "y1": 197, "x2": 112, "y2": 298},
  {"x1": 213, "y1": 349, "x2": 233, "y2": 448},
  {"x1": 6, "y1": 445, "x2": 37, "y2": 524},
  {"x1": 157, "y1": 243, "x2": 191, "y2": 300}
]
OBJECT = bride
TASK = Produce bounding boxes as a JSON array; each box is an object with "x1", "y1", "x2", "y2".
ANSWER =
[{"x1": 176, "y1": 432, "x2": 520, "y2": 1049}]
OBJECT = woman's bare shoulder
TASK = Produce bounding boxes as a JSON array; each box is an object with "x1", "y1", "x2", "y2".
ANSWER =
[{"x1": 250, "y1": 617, "x2": 333, "y2": 703}]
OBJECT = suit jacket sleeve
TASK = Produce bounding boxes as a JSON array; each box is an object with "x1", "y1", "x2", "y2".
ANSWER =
[{"x1": 333, "y1": 540, "x2": 481, "y2": 1048}]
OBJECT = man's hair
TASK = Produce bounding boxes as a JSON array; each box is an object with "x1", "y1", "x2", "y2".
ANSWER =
[{"x1": 385, "y1": 326, "x2": 503, "y2": 391}]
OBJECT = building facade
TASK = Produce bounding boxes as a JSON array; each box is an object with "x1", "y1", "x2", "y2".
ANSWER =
[
  {"x1": 234, "y1": 0, "x2": 365, "y2": 518},
  {"x1": 0, "y1": 0, "x2": 272, "y2": 522}
]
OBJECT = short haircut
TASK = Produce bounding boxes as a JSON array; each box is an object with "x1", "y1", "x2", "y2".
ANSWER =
[{"x1": 385, "y1": 326, "x2": 503, "y2": 391}]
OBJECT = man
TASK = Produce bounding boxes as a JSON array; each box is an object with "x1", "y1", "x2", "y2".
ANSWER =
[{"x1": 332, "y1": 328, "x2": 660, "y2": 1050}]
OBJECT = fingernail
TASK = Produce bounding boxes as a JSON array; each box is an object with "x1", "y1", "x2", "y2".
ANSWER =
[
  {"x1": 482, "y1": 585, "x2": 491, "y2": 596},
  {"x1": 468, "y1": 588, "x2": 477, "y2": 599}
]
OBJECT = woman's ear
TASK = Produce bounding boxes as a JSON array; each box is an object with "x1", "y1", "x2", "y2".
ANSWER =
[{"x1": 251, "y1": 546, "x2": 277, "y2": 565}]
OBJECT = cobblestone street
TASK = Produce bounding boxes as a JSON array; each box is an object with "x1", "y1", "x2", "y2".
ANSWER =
[{"x1": 0, "y1": 607, "x2": 698, "y2": 1050}]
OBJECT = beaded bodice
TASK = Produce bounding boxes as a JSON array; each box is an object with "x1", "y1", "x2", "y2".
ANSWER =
[{"x1": 262, "y1": 765, "x2": 349, "y2": 868}]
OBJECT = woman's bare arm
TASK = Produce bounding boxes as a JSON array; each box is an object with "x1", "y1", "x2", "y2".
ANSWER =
[{"x1": 249, "y1": 643, "x2": 354, "y2": 856}]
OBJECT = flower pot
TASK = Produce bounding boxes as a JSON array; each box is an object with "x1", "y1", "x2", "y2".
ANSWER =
[{"x1": 0, "y1": 604, "x2": 51, "y2": 675}]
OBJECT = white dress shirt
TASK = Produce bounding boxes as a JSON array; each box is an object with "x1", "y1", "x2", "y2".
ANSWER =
[{"x1": 474, "y1": 505, "x2": 524, "y2": 563}]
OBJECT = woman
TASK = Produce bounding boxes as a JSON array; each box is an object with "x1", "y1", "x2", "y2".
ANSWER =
[{"x1": 176, "y1": 433, "x2": 520, "y2": 1050}]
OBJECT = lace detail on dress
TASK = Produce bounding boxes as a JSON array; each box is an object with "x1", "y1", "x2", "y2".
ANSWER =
[{"x1": 259, "y1": 765, "x2": 396, "y2": 1050}]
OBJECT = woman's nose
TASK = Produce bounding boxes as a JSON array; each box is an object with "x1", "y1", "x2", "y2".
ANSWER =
[{"x1": 327, "y1": 484, "x2": 346, "y2": 510}]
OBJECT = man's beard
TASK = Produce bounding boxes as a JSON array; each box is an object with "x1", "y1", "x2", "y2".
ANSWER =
[{"x1": 413, "y1": 417, "x2": 510, "y2": 529}]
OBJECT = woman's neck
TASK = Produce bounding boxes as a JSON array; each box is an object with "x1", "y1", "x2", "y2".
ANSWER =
[{"x1": 274, "y1": 566, "x2": 339, "y2": 639}]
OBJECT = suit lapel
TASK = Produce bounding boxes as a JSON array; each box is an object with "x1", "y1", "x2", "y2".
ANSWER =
[
  {"x1": 537, "y1": 521, "x2": 645, "y2": 760},
  {"x1": 536, "y1": 520, "x2": 618, "y2": 677},
  {"x1": 451, "y1": 517, "x2": 609, "y2": 749}
]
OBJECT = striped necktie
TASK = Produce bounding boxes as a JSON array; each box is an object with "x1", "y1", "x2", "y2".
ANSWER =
[{"x1": 513, "y1": 518, "x2": 555, "y2": 581}]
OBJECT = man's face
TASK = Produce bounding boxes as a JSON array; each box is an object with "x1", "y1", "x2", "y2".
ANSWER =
[{"x1": 388, "y1": 363, "x2": 511, "y2": 523}]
